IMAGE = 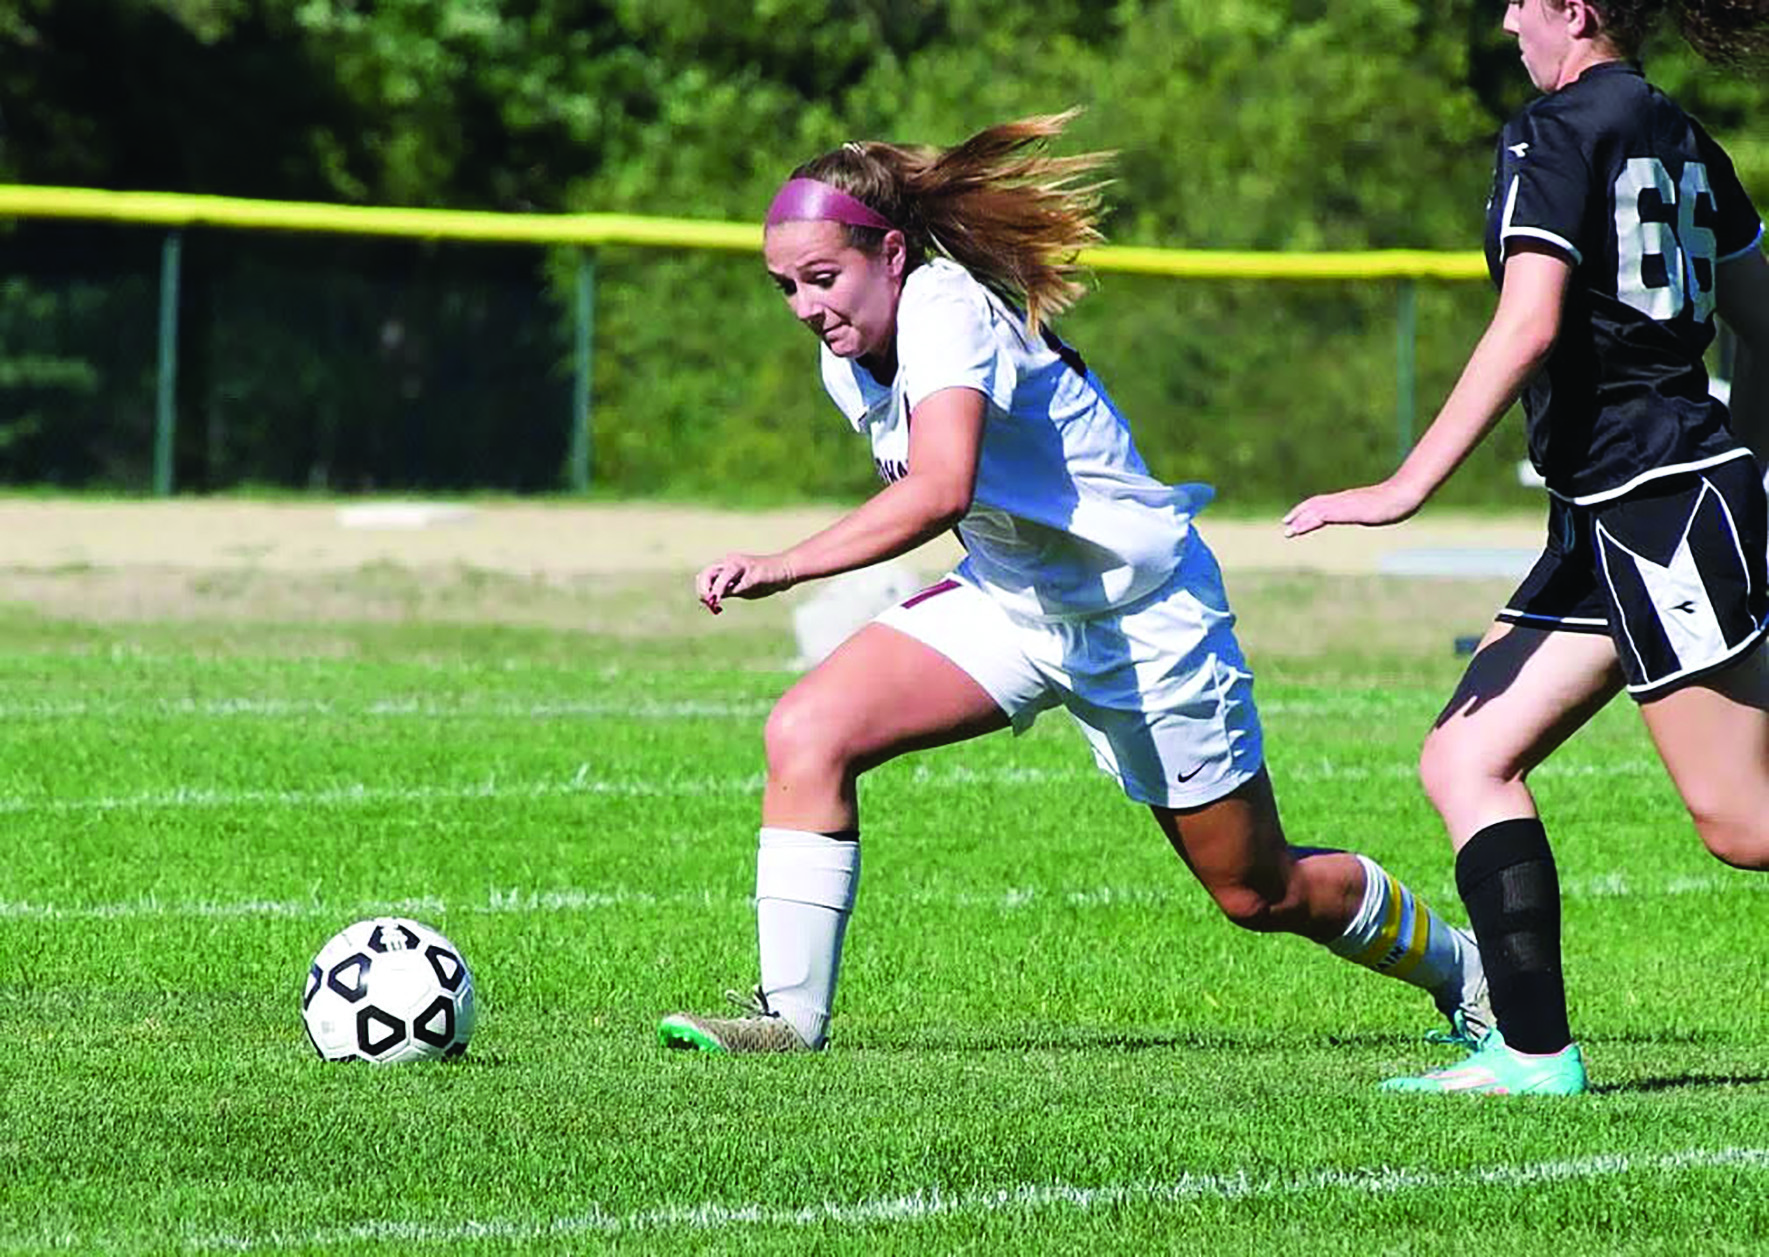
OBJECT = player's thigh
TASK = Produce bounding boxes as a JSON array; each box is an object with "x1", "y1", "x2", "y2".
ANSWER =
[
  {"x1": 767, "y1": 622, "x2": 1012, "y2": 771},
  {"x1": 769, "y1": 576, "x2": 1055, "y2": 771},
  {"x1": 1636, "y1": 643, "x2": 1769, "y2": 845},
  {"x1": 1421, "y1": 622, "x2": 1623, "y2": 822},
  {"x1": 1427, "y1": 495, "x2": 1623, "y2": 806},
  {"x1": 1150, "y1": 768, "x2": 1291, "y2": 904}
]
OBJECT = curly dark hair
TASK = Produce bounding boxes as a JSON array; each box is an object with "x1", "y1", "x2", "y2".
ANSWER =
[{"x1": 1563, "y1": 0, "x2": 1769, "y2": 62}]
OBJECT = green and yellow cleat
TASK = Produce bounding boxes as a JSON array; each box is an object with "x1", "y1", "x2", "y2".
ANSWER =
[{"x1": 657, "y1": 987, "x2": 813, "y2": 1054}]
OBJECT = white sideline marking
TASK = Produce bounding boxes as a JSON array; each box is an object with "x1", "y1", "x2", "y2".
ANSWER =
[
  {"x1": 0, "y1": 693, "x2": 1662, "y2": 724},
  {"x1": 0, "y1": 774, "x2": 745, "y2": 817},
  {"x1": 0, "y1": 693, "x2": 1631, "y2": 722},
  {"x1": 3, "y1": 867, "x2": 1759, "y2": 923},
  {"x1": 0, "y1": 697, "x2": 771, "y2": 720},
  {"x1": 84, "y1": 1146, "x2": 1755, "y2": 1250},
  {"x1": 0, "y1": 763, "x2": 1092, "y2": 818},
  {"x1": 0, "y1": 753, "x2": 1670, "y2": 821}
]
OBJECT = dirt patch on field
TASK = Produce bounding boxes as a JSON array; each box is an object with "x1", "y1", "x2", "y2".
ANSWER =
[
  {"x1": 0, "y1": 500, "x2": 1539, "y2": 653},
  {"x1": 0, "y1": 500, "x2": 1542, "y2": 577}
]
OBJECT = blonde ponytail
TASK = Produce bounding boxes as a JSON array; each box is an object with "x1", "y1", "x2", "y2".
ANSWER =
[{"x1": 791, "y1": 110, "x2": 1111, "y2": 332}]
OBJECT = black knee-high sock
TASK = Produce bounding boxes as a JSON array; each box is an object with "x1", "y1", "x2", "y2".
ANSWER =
[{"x1": 1455, "y1": 818, "x2": 1572, "y2": 1055}]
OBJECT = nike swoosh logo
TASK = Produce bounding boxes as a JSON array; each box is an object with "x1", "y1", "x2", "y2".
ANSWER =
[{"x1": 1175, "y1": 765, "x2": 1204, "y2": 783}]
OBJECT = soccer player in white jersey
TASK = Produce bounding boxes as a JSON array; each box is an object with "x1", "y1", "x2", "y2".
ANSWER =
[
  {"x1": 1287, "y1": 0, "x2": 1769, "y2": 1095},
  {"x1": 656, "y1": 113, "x2": 1490, "y2": 1063}
]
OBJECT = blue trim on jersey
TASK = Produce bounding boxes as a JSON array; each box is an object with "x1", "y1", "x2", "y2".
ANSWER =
[{"x1": 1719, "y1": 223, "x2": 1765, "y2": 264}]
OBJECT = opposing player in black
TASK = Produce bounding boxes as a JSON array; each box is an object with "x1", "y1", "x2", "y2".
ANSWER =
[{"x1": 1286, "y1": 0, "x2": 1769, "y2": 1094}]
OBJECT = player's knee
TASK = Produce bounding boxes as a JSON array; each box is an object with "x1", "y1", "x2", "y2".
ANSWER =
[
  {"x1": 1418, "y1": 730, "x2": 1508, "y2": 815},
  {"x1": 1417, "y1": 733, "x2": 1464, "y2": 811},
  {"x1": 763, "y1": 690, "x2": 853, "y2": 786},
  {"x1": 1692, "y1": 809, "x2": 1769, "y2": 871},
  {"x1": 1208, "y1": 882, "x2": 1292, "y2": 933}
]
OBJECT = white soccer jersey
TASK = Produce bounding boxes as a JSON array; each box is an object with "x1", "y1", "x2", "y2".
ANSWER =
[{"x1": 819, "y1": 258, "x2": 1210, "y2": 620}]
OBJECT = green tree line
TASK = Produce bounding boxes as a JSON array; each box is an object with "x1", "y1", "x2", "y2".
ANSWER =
[{"x1": 1, "y1": 0, "x2": 1763, "y2": 501}]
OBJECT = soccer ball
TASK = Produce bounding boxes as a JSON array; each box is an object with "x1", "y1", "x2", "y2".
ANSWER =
[{"x1": 301, "y1": 917, "x2": 476, "y2": 1063}]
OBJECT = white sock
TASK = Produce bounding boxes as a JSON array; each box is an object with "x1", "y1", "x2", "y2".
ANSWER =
[
  {"x1": 755, "y1": 826, "x2": 860, "y2": 1050},
  {"x1": 1324, "y1": 854, "x2": 1473, "y2": 1005}
]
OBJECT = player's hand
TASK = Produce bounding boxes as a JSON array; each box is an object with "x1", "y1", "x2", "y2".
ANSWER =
[
  {"x1": 695, "y1": 552, "x2": 797, "y2": 614},
  {"x1": 1282, "y1": 480, "x2": 1421, "y2": 538}
]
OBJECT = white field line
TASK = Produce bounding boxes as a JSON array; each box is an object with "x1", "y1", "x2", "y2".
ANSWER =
[
  {"x1": 0, "y1": 695, "x2": 1376, "y2": 719},
  {"x1": 30, "y1": 1145, "x2": 1747, "y2": 1252},
  {"x1": 0, "y1": 694, "x2": 1633, "y2": 725},
  {"x1": 0, "y1": 762, "x2": 1104, "y2": 818},
  {"x1": 0, "y1": 752, "x2": 1672, "y2": 821},
  {"x1": 0, "y1": 697, "x2": 772, "y2": 719},
  {"x1": 3, "y1": 867, "x2": 1760, "y2": 924}
]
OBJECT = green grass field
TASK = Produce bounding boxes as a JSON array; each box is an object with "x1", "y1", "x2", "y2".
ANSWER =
[{"x1": 3, "y1": 568, "x2": 1768, "y2": 1255}]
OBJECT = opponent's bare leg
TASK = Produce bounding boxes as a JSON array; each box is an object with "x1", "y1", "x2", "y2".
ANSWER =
[
  {"x1": 1638, "y1": 643, "x2": 1769, "y2": 869},
  {"x1": 663, "y1": 623, "x2": 1009, "y2": 1052},
  {"x1": 1414, "y1": 621, "x2": 1622, "y2": 1061},
  {"x1": 1152, "y1": 769, "x2": 1485, "y2": 1032},
  {"x1": 1420, "y1": 620, "x2": 1624, "y2": 850}
]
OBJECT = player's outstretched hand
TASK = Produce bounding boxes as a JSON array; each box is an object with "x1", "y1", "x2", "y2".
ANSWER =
[
  {"x1": 1282, "y1": 480, "x2": 1420, "y2": 538},
  {"x1": 695, "y1": 552, "x2": 797, "y2": 614}
]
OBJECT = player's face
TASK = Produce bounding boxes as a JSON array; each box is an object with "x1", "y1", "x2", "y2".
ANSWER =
[
  {"x1": 764, "y1": 220, "x2": 906, "y2": 361},
  {"x1": 1504, "y1": 0, "x2": 1573, "y2": 91}
]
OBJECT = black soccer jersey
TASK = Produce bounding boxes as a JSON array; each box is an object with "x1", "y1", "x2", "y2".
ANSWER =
[{"x1": 1485, "y1": 61, "x2": 1765, "y2": 504}]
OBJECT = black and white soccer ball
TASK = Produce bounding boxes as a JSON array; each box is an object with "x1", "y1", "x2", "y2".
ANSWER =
[{"x1": 302, "y1": 917, "x2": 476, "y2": 1063}]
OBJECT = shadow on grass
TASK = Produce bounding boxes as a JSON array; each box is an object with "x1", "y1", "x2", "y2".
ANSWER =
[
  {"x1": 841, "y1": 1027, "x2": 1411, "y2": 1053},
  {"x1": 1592, "y1": 1073, "x2": 1769, "y2": 1095},
  {"x1": 1585, "y1": 1028, "x2": 1715, "y2": 1046}
]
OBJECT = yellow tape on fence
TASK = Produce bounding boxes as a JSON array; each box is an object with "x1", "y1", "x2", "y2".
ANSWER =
[
  {"x1": 0, "y1": 185, "x2": 760, "y2": 249},
  {"x1": 0, "y1": 184, "x2": 1488, "y2": 280},
  {"x1": 1082, "y1": 244, "x2": 1487, "y2": 280}
]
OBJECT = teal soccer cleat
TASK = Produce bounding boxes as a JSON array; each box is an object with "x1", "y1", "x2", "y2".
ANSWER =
[{"x1": 1381, "y1": 1029, "x2": 1587, "y2": 1095}]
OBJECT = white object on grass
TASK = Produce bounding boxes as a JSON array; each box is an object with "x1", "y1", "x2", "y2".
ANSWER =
[
  {"x1": 336, "y1": 503, "x2": 477, "y2": 530},
  {"x1": 791, "y1": 562, "x2": 925, "y2": 669}
]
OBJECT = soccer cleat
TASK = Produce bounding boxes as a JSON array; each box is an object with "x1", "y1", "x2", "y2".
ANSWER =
[
  {"x1": 1429, "y1": 927, "x2": 1493, "y2": 1051},
  {"x1": 657, "y1": 986, "x2": 813, "y2": 1054},
  {"x1": 1425, "y1": 1008, "x2": 1489, "y2": 1052},
  {"x1": 1381, "y1": 1029, "x2": 1588, "y2": 1095}
]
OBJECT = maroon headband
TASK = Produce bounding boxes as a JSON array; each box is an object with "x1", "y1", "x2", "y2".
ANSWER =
[{"x1": 764, "y1": 178, "x2": 895, "y2": 233}]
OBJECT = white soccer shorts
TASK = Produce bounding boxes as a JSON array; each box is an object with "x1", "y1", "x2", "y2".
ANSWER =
[{"x1": 876, "y1": 538, "x2": 1264, "y2": 809}]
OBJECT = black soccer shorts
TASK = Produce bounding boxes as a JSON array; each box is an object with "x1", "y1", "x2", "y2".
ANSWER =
[{"x1": 1496, "y1": 452, "x2": 1769, "y2": 698}]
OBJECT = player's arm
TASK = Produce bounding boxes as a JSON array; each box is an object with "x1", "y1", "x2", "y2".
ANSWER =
[
  {"x1": 1717, "y1": 245, "x2": 1769, "y2": 468},
  {"x1": 696, "y1": 387, "x2": 984, "y2": 612},
  {"x1": 1284, "y1": 243, "x2": 1570, "y2": 537}
]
